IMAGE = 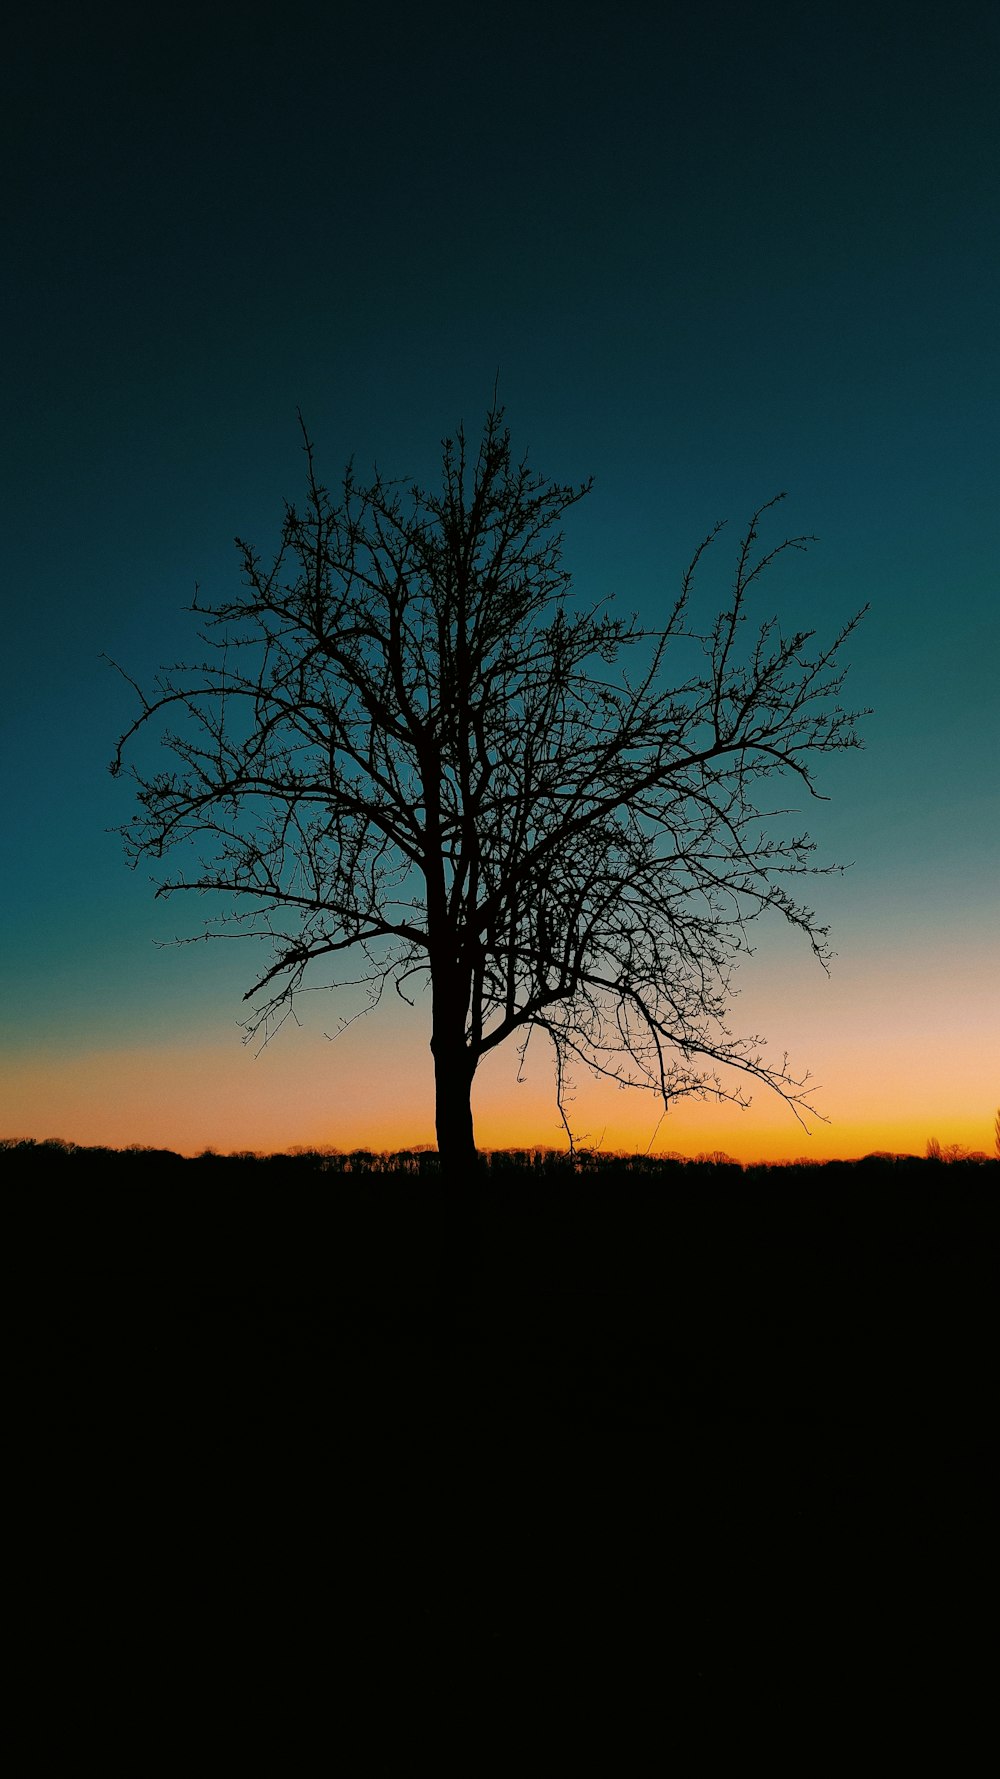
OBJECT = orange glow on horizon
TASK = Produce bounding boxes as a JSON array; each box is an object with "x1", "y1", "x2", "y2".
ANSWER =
[
  {"x1": 4, "y1": 919, "x2": 997, "y2": 1165},
  {"x1": 3, "y1": 1027, "x2": 996, "y2": 1165}
]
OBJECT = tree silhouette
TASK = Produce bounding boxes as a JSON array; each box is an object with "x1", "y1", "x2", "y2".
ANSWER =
[{"x1": 110, "y1": 407, "x2": 866, "y2": 1175}]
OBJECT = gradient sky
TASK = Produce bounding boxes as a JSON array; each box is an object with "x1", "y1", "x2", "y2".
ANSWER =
[{"x1": 2, "y1": 0, "x2": 997, "y2": 1159}]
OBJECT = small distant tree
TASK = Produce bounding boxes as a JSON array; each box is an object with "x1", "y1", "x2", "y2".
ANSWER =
[
  {"x1": 110, "y1": 407, "x2": 867, "y2": 1178},
  {"x1": 926, "y1": 1137, "x2": 972, "y2": 1163}
]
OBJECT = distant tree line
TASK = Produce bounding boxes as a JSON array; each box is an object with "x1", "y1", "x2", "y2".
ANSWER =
[{"x1": 3, "y1": 1135, "x2": 996, "y2": 1177}]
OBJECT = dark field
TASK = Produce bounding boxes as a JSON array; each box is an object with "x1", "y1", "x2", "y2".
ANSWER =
[{"x1": 7, "y1": 1141, "x2": 995, "y2": 1721}]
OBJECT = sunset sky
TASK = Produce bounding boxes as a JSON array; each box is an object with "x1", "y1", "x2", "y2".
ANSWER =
[{"x1": 2, "y1": 1, "x2": 997, "y2": 1160}]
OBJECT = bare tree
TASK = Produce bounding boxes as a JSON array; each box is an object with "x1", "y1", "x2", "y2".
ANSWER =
[{"x1": 110, "y1": 407, "x2": 866, "y2": 1175}]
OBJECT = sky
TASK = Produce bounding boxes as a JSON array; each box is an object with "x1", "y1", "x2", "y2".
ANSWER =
[{"x1": 2, "y1": 0, "x2": 997, "y2": 1160}]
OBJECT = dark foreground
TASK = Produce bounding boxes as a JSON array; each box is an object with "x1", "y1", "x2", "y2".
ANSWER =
[{"x1": 7, "y1": 1142, "x2": 995, "y2": 1733}]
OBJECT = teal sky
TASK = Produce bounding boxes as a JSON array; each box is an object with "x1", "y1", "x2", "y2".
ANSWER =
[{"x1": 2, "y1": 1, "x2": 997, "y2": 1155}]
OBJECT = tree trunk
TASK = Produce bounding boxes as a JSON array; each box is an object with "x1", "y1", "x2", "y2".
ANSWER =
[
  {"x1": 433, "y1": 1040, "x2": 478, "y2": 1180},
  {"x1": 429, "y1": 1022, "x2": 484, "y2": 1327}
]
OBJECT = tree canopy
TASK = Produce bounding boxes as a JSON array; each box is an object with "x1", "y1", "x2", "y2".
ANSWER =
[{"x1": 111, "y1": 408, "x2": 866, "y2": 1169}]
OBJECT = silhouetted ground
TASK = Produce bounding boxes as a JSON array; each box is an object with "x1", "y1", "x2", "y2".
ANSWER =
[{"x1": 6, "y1": 1140, "x2": 995, "y2": 1719}]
